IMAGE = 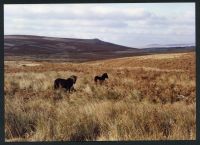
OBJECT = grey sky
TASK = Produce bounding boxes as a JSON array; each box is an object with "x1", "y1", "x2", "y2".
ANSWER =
[{"x1": 4, "y1": 3, "x2": 195, "y2": 48}]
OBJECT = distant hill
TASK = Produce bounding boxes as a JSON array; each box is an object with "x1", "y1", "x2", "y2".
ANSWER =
[
  {"x1": 141, "y1": 46, "x2": 195, "y2": 53},
  {"x1": 4, "y1": 35, "x2": 195, "y2": 62},
  {"x1": 144, "y1": 43, "x2": 195, "y2": 48}
]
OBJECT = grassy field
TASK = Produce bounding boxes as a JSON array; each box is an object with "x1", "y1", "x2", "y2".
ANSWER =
[{"x1": 4, "y1": 52, "x2": 196, "y2": 141}]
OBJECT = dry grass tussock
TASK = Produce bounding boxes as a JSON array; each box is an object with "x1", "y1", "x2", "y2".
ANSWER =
[{"x1": 5, "y1": 52, "x2": 196, "y2": 141}]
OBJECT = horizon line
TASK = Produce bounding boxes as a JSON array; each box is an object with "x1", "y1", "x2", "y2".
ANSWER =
[{"x1": 4, "y1": 34, "x2": 196, "y2": 49}]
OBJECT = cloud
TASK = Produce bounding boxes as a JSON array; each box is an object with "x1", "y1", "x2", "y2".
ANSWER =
[
  {"x1": 4, "y1": 3, "x2": 195, "y2": 48},
  {"x1": 5, "y1": 4, "x2": 152, "y2": 21}
]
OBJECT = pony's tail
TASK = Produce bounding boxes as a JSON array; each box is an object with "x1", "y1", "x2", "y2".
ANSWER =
[
  {"x1": 94, "y1": 76, "x2": 98, "y2": 83},
  {"x1": 54, "y1": 81, "x2": 58, "y2": 89}
]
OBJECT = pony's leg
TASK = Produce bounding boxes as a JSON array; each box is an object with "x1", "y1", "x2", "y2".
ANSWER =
[
  {"x1": 72, "y1": 86, "x2": 76, "y2": 92},
  {"x1": 64, "y1": 87, "x2": 69, "y2": 93},
  {"x1": 54, "y1": 83, "x2": 57, "y2": 89},
  {"x1": 59, "y1": 84, "x2": 62, "y2": 89},
  {"x1": 94, "y1": 79, "x2": 98, "y2": 85}
]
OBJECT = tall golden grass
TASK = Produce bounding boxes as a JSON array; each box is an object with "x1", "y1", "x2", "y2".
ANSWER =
[{"x1": 4, "y1": 52, "x2": 196, "y2": 141}]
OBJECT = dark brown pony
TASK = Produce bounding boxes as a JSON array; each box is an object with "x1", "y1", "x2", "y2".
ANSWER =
[
  {"x1": 54, "y1": 75, "x2": 77, "y2": 92},
  {"x1": 94, "y1": 73, "x2": 108, "y2": 84}
]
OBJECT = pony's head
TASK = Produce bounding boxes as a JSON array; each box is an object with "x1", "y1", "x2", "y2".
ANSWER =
[
  {"x1": 102, "y1": 73, "x2": 108, "y2": 79},
  {"x1": 70, "y1": 75, "x2": 77, "y2": 84}
]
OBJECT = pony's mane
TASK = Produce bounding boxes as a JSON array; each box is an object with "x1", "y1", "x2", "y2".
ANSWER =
[
  {"x1": 69, "y1": 75, "x2": 77, "y2": 83},
  {"x1": 102, "y1": 73, "x2": 108, "y2": 78}
]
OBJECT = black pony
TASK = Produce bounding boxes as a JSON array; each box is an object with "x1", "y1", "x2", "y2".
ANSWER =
[
  {"x1": 94, "y1": 73, "x2": 108, "y2": 84},
  {"x1": 54, "y1": 75, "x2": 77, "y2": 92}
]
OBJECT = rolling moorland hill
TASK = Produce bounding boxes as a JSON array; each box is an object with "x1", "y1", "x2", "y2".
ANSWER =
[
  {"x1": 4, "y1": 35, "x2": 195, "y2": 62},
  {"x1": 4, "y1": 52, "x2": 196, "y2": 141}
]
